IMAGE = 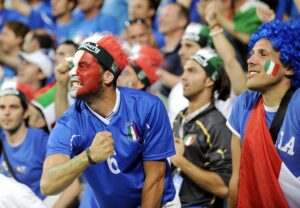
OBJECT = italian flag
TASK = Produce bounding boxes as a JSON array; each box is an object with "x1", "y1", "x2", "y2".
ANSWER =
[
  {"x1": 183, "y1": 135, "x2": 195, "y2": 146},
  {"x1": 264, "y1": 60, "x2": 280, "y2": 76},
  {"x1": 32, "y1": 83, "x2": 56, "y2": 131},
  {"x1": 127, "y1": 123, "x2": 138, "y2": 142}
]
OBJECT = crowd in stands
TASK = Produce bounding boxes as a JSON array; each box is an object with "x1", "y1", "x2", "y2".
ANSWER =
[{"x1": 0, "y1": 0, "x2": 299, "y2": 207}]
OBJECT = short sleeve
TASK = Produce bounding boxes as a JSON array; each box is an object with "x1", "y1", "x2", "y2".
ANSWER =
[
  {"x1": 143, "y1": 98, "x2": 175, "y2": 160},
  {"x1": 47, "y1": 116, "x2": 74, "y2": 157}
]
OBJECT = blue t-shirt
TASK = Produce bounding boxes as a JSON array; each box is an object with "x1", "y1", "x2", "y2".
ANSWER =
[
  {"x1": 70, "y1": 11, "x2": 118, "y2": 43},
  {"x1": 227, "y1": 89, "x2": 300, "y2": 178},
  {"x1": 47, "y1": 87, "x2": 176, "y2": 208},
  {"x1": 0, "y1": 128, "x2": 49, "y2": 199}
]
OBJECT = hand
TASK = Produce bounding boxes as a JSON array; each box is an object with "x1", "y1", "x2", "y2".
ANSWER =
[
  {"x1": 256, "y1": 7, "x2": 275, "y2": 23},
  {"x1": 88, "y1": 132, "x2": 115, "y2": 163},
  {"x1": 171, "y1": 137, "x2": 185, "y2": 167},
  {"x1": 54, "y1": 60, "x2": 71, "y2": 86}
]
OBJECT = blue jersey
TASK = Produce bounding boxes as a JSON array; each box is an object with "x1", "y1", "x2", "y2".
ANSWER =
[
  {"x1": 227, "y1": 89, "x2": 300, "y2": 178},
  {"x1": 0, "y1": 128, "x2": 49, "y2": 199},
  {"x1": 70, "y1": 11, "x2": 119, "y2": 43},
  {"x1": 47, "y1": 87, "x2": 176, "y2": 208}
]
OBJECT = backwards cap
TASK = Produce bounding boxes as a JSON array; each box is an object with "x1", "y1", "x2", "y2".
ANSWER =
[
  {"x1": 77, "y1": 34, "x2": 128, "y2": 78},
  {"x1": 191, "y1": 48, "x2": 224, "y2": 81},
  {"x1": 182, "y1": 23, "x2": 211, "y2": 47},
  {"x1": 0, "y1": 88, "x2": 28, "y2": 110}
]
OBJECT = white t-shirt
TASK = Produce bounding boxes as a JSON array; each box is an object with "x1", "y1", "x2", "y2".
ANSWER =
[{"x1": 0, "y1": 174, "x2": 45, "y2": 208}]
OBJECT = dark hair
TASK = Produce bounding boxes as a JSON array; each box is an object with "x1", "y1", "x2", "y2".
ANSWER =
[
  {"x1": 176, "y1": 3, "x2": 190, "y2": 24},
  {"x1": 213, "y1": 67, "x2": 231, "y2": 101},
  {"x1": 31, "y1": 29, "x2": 55, "y2": 50},
  {"x1": 60, "y1": 40, "x2": 79, "y2": 51},
  {"x1": 4, "y1": 21, "x2": 30, "y2": 46}
]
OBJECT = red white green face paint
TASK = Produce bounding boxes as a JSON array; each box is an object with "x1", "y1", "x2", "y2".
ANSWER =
[
  {"x1": 264, "y1": 60, "x2": 280, "y2": 77},
  {"x1": 69, "y1": 50, "x2": 102, "y2": 98}
]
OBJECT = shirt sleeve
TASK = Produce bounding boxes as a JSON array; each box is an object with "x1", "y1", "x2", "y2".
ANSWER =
[
  {"x1": 143, "y1": 98, "x2": 176, "y2": 160},
  {"x1": 205, "y1": 123, "x2": 232, "y2": 186},
  {"x1": 46, "y1": 116, "x2": 74, "y2": 157}
]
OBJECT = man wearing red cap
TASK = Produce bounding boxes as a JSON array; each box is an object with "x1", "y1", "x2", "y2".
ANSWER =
[{"x1": 40, "y1": 34, "x2": 179, "y2": 208}]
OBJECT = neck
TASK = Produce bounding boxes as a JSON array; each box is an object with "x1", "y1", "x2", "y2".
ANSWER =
[
  {"x1": 187, "y1": 90, "x2": 212, "y2": 115},
  {"x1": 261, "y1": 80, "x2": 291, "y2": 107},
  {"x1": 5, "y1": 124, "x2": 27, "y2": 147},
  {"x1": 86, "y1": 87, "x2": 117, "y2": 117},
  {"x1": 84, "y1": 8, "x2": 99, "y2": 20},
  {"x1": 56, "y1": 13, "x2": 72, "y2": 25},
  {"x1": 163, "y1": 29, "x2": 184, "y2": 52}
]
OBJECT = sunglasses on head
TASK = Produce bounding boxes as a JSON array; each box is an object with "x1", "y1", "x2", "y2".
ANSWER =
[{"x1": 124, "y1": 18, "x2": 147, "y2": 27}]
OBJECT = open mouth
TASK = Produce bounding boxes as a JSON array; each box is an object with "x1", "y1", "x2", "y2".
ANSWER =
[{"x1": 70, "y1": 78, "x2": 82, "y2": 89}]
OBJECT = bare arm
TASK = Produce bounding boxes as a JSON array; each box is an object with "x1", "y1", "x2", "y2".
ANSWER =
[
  {"x1": 40, "y1": 132, "x2": 114, "y2": 195},
  {"x1": 294, "y1": 0, "x2": 300, "y2": 11},
  {"x1": 54, "y1": 61, "x2": 71, "y2": 119},
  {"x1": 228, "y1": 134, "x2": 241, "y2": 208},
  {"x1": 171, "y1": 139, "x2": 228, "y2": 198},
  {"x1": 141, "y1": 160, "x2": 166, "y2": 208},
  {"x1": 52, "y1": 178, "x2": 81, "y2": 208},
  {"x1": 156, "y1": 69, "x2": 181, "y2": 89}
]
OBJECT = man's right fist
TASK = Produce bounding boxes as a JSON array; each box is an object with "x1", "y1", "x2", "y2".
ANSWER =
[{"x1": 88, "y1": 131, "x2": 115, "y2": 163}]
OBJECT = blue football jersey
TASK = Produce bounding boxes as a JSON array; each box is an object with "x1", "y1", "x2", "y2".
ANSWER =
[
  {"x1": 227, "y1": 89, "x2": 300, "y2": 178},
  {"x1": 0, "y1": 128, "x2": 49, "y2": 199},
  {"x1": 47, "y1": 87, "x2": 176, "y2": 207}
]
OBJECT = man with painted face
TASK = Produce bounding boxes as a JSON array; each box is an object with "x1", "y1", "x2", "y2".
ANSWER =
[
  {"x1": 227, "y1": 20, "x2": 300, "y2": 208},
  {"x1": 40, "y1": 34, "x2": 179, "y2": 208}
]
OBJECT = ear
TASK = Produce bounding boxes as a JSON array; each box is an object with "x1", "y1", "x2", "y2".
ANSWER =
[
  {"x1": 284, "y1": 67, "x2": 294, "y2": 76},
  {"x1": 148, "y1": 8, "x2": 155, "y2": 19},
  {"x1": 136, "y1": 80, "x2": 145, "y2": 90},
  {"x1": 205, "y1": 77, "x2": 214, "y2": 88},
  {"x1": 23, "y1": 109, "x2": 29, "y2": 120},
  {"x1": 103, "y1": 70, "x2": 115, "y2": 84}
]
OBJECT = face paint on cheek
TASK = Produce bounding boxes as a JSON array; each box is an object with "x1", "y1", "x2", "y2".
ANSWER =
[
  {"x1": 264, "y1": 60, "x2": 280, "y2": 77},
  {"x1": 76, "y1": 52, "x2": 102, "y2": 97}
]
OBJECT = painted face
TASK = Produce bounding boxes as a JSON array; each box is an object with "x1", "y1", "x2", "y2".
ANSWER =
[
  {"x1": 246, "y1": 39, "x2": 284, "y2": 91},
  {"x1": 69, "y1": 50, "x2": 102, "y2": 98}
]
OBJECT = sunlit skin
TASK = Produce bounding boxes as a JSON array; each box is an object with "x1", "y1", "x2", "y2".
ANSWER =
[
  {"x1": 69, "y1": 50, "x2": 102, "y2": 99},
  {"x1": 178, "y1": 40, "x2": 201, "y2": 66},
  {"x1": 0, "y1": 96, "x2": 26, "y2": 134},
  {"x1": 181, "y1": 60, "x2": 212, "y2": 102},
  {"x1": 246, "y1": 39, "x2": 287, "y2": 92}
]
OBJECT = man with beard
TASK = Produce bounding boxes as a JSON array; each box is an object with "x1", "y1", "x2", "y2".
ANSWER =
[{"x1": 40, "y1": 34, "x2": 180, "y2": 208}]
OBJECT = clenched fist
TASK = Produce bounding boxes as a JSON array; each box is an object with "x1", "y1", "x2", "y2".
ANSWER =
[{"x1": 88, "y1": 131, "x2": 115, "y2": 163}]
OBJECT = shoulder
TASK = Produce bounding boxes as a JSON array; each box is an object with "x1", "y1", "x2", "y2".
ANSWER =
[
  {"x1": 233, "y1": 90, "x2": 260, "y2": 111},
  {"x1": 119, "y1": 87, "x2": 163, "y2": 107}
]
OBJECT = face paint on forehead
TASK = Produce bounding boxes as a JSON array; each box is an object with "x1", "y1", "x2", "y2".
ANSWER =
[
  {"x1": 264, "y1": 59, "x2": 280, "y2": 77},
  {"x1": 70, "y1": 50, "x2": 103, "y2": 98}
]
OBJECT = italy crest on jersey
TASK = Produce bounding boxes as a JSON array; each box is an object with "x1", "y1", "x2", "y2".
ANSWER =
[{"x1": 127, "y1": 122, "x2": 139, "y2": 142}]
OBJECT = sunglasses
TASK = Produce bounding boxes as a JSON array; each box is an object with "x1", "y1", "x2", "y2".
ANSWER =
[{"x1": 124, "y1": 18, "x2": 147, "y2": 27}]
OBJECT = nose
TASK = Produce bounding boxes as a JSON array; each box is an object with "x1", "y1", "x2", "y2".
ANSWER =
[{"x1": 247, "y1": 52, "x2": 257, "y2": 68}]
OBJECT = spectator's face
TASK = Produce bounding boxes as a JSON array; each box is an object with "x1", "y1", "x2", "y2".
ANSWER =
[
  {"x1": 129, "y1": 0, "x2": 152, "y2": 20},
  {"x1": 78, "y1": 0, "x2": 101, "y2": 13},
  {"x1": 246, "y1": 38, "x2": 287, "y2": 91},
  {"x1": 69, "y1": 50, "x2": 102, "y2": 98},
  {"x1": 17, "y1": 60, "x2": 44, "y2": 86},
  {"x1": 126, "y1": 23, "x2": 151, "y2": 46},
  {"x1": 158, "y1": 4, "x2": 182, "y2": 35},
  {"x1": 117, "y1": 65, "x2": 141, "y2": 89},
  {"x1": 51, "y1": 0, "x2": 69, "y2": 18},
  {"x1": 27, "y1": 104, "x2": 46, "y2": 129},
  {"x1": 55, "y1": 44, "x2": 77, "y2": 66},
  {"x1": 178, "y1": 40, "x2": 201, "y2": 66},
  {"x1": 0, "y1": 26, "x2": 20, "y2": 53},
  {"x1": 0, "y1": 95, "x2": 26, "y2": 132},
  {"x1": 182, "y1": 60, "x2": 211, "y2": 100},
  {"x1": 23, "y1": 31, "x2": 38, "y2": 53}
]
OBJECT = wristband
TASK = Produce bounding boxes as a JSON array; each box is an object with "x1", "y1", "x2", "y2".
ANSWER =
[
  {"x1": 85, "y1": 147, "x2": 96, "y2": 165},
  {"x1": 209, "y1": 28, "x2": 224, "y2": 37}
]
